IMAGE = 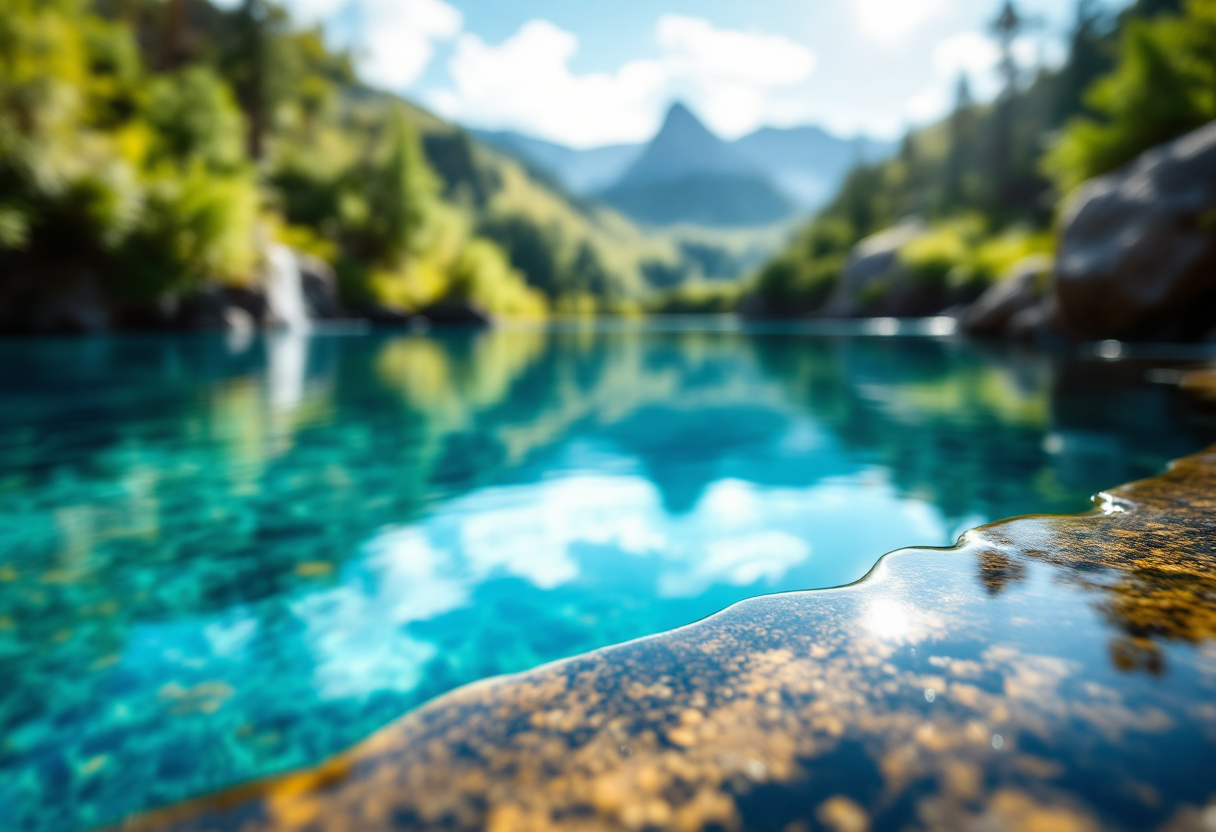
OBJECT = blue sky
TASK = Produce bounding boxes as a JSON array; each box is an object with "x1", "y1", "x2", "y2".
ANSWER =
[{"x1": 274, "y1": 0, "x2": 1125, "y2": 147}]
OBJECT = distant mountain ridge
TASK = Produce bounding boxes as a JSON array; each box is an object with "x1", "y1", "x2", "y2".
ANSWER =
[
  {"x1": 598, "y1": 103, "x2": 793, "y2": 227},
  {"x1": 732, "y1": 126, "x2": 896, "y2": 208},
  {"x1": 612, "y1": 103, "x2": 758, "y2": 188},
  {"x1": 470, "y1": 105, "x2": 898, "y2": 228},
  {"x1": 471, "y1": 130, "x2": 641, "y2": 194}
]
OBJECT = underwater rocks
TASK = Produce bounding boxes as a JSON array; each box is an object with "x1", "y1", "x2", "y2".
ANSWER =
[
  {"x1": 115, "y1": 445, "x2": 1216, "y2": 832},
  {"x1": 1052, "y1": 120, "x2": 1216, "y2": 341}
]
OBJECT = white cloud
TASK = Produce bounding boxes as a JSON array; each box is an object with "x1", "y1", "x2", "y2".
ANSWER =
[
  {"x1": 264, "y1": 0, "x2": 464, "y2": 90},
  {"x1": 902, "y1": 30, "x2": 1042, "y2": 125},
  {"x1": 855, "y1": 0, "x2": 949, "y2": 44},
  {"x1": 655, "y1": 15, "x2": 816, "y2": 87},
  {"x1": 932, "y1": 31, "x2": 1001, "y2": 81},
  {"x1": 280, "y1": 0, "x2": 349, "y2": 24},
  {"x1": 431, "y1": 20, "x2": 668, "y2": 148},
  {"x1": 429, "y1": 16, "x2": 817, "y2": 147},
  {"x1": 905, "y1": 86, "x2": 950, "y2": 123},
  {"x1": 355, "y1": 0, "x2": 463, "y2": 90}
]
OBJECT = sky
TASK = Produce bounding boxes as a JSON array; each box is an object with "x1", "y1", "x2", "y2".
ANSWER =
[{"x1": 268, "y1": 0, "x2": 1126, "y2": 148}]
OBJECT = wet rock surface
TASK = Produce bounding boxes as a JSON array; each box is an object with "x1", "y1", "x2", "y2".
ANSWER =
[
  {"x1": 961, "y1": 254, "x2": 1051, "y2": 338},
  {"x1": 296, "y1": 254, "x2": 346, "y2": 320},
  {"x1": 116, "y1": 445, "x2": 1216, "y2": 832},
  {"x1": 1052, "y1": 120, "x2": 1216, "y2": 341}
]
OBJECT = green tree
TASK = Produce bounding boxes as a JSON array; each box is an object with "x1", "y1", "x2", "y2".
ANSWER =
[
  {"x1": 944, "y1": 74, "x2": 976, "y2": 208},
  {"x1": 144, "y1": 66, "x2": 245, "y2": 170},
  {"x1": 989, "y1": 0, "x2": 1027, "y2": 209},
  {"x1": 360, "y1": 111, "x2": 436, "y2": 266},
  {"x1": 1046, "y1": 0, "x2": 1216, "y2": 195}
]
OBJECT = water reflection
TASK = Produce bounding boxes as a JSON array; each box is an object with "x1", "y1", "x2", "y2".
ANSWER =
[{"x1": 0, "y1": 325, "x2": 1211, "y2": 832}]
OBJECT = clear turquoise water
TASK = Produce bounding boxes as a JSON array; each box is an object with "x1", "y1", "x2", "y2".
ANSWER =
[{"x1": 0, "y1": 323, "x2": 1211, "y2": 832}]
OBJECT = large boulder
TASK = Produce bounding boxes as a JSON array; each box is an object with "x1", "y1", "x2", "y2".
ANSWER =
[
  {"x1": 962, "y1": 254, "x2": 1052, "y2": 337},
  {"x1": 1053, "y1": 120, "x2": 1216, "y2": 340},
  {"x1": 819, "y1": 218, "x2": 925, "y2": 317}
]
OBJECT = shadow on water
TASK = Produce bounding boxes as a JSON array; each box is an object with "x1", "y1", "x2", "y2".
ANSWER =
[{"x1": 0, "y1": 324, "x2": 1212, "y2": 831}]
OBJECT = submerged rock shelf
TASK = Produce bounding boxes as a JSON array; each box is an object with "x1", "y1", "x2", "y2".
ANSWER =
[{"x1": 117, "y1": 449, "x2": 1216, "y2": 832}]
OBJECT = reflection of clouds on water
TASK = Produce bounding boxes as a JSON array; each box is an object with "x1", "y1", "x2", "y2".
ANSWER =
[
  {"x1": 294, "y1": 468, "x2": 954, "y2": 698},
  {"x1": 293, "y1": 532, "x2": 466, "y2": 699},
  {"x1": 460, "y1": 477, "x2": 667, "y2": 588},
  {"x1": 203, "y1": 616, "x2": 259, "y2": 658},
  {"x1": 660, "y1": 531, "x2": 810, "y2": 598},
  {"x1": 365, "y1": 530, "x2": 471, "y2": 624},
  {"x1": 293, "y1": 584, "x2": 443, "y2": 700}
]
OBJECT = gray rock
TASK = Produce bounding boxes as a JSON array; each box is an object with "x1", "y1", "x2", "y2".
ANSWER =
[
  {"x1": 820, "y1": 218, "x2": 925, "y2": 317},
  {"x1": 174, "y1": 285, "x2": 269, "y2": 330},
  {"x1": 297, "y1": 254, "x2": 346, "y2": 319},
  {"x1": 420, "y1": 297, "x2": 494, "y2": 327},
  {"x1": 1053, "y1": 120, "x2": 1216, "y2": 340},
  {"x1": 1007, "y1": 298, "x2": 1055, "y2": 340},
  {"x1": 962, "y1": 254, "x2": 1052, "y2": 336},
  {"x1": 348, "y1": 303, "x2": 422, "y2": 327}
]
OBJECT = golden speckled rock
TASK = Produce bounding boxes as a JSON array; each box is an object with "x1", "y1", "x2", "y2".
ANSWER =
[{"x1": 114, "y1": 448, "x2": 1216, "y2": 832}]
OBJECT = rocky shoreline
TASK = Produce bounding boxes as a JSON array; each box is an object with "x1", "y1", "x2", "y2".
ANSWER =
[
  {"x1": 0, "y1": 249, "x2": 494, "y2": 336},
  {"x1": 5, "y1": 122, "x2": 1214, "y2": 341},
  {"x1": 751, "y1": 120, "x2": 1216, "y2": 344}
]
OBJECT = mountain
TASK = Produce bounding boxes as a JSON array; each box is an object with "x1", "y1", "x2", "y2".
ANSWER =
[
  {"x1": 598, "y1": 103, "x2": 794, "y2": 227},
  {"x1": 472, "y1": 130, "x2": 642, "y2": 194},
  {"x1": 611, "y1": 103, "x2": 757, "y2": 188},
  {"x1": 733, "y1": 127, "x2": 898, "y2": 208},
  {"x1": 468, "y1": 107, "x2": 898, "y2": 225}
]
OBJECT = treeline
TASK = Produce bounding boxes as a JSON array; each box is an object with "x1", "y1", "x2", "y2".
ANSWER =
[
  {"x1": 0, "y1": 0, "x2": 684, "y2": 323},
  {"x1": 747, "y1": 0, "x2": 1216, "y2": 316}
]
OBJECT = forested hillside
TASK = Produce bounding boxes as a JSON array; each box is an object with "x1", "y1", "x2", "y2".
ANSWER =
[
  {"x1": 0, "y1": 0, "x2": 699, "y2": 327},
  {"x1": 746, "y1": 0, "x2": 1216, "y2": 317}
]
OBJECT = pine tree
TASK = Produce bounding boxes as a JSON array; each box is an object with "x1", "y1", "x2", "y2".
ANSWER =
[
  {"x1": 945, "y1": 74, "x2": 976, "y2": 209},
  {"x1": 988, "y1": 1, "x2": 1025, "y2": 210}
]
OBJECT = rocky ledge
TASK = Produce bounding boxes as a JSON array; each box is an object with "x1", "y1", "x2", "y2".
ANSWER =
[{"x1": 116, "y1": 448, "x2": 1216, "y2": 832}]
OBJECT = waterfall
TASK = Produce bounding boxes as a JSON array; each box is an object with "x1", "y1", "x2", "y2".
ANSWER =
[{"x1": 265, "y1": 244, "x2": 311, "y2": 332}]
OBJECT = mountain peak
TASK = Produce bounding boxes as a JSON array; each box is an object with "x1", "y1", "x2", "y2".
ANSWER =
[
  {"x1": 611, "y1": 102, "x2": 757, "y2": 190},
  {"x1": 661, "y1": 101, "x2": 701, "y2": 129}
]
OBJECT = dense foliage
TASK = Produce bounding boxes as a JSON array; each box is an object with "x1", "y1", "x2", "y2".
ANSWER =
[
  {"x1": 747, "y1": 0, "x2": 1212, "y2": 315},
  {"x1": 0, "y1": 0, "x2": 698, "y2": 319}
]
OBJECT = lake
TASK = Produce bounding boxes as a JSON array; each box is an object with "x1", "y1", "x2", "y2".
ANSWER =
[{"x1": 1, "y1": 321, "x2": 1212, "y2": 832}]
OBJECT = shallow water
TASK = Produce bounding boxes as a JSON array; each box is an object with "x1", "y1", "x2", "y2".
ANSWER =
[{"x1": 0, "y1": 323, "x2": 1211, "y2": 832}]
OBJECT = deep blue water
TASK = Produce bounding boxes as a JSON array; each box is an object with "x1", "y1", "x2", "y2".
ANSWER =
[{"x1": 0, "y1": 322, "x2": 1212, "y2": 832}]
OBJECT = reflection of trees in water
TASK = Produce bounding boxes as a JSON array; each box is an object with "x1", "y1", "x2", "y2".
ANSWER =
[
  {"x1": 1104, "y1": 570, "x2": 1216, "y2": 674},
  {"x1": 969, "y1": 447, "x2": 1216, "y2": 674},
  {"x1": 757, "y1": 336, "x2": 1213, "y2": 522}
]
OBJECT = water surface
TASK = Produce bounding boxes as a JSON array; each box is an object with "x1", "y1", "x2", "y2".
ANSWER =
[{"x1": 0, "y1": 323, "x2": 1211, "y2": 831}]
